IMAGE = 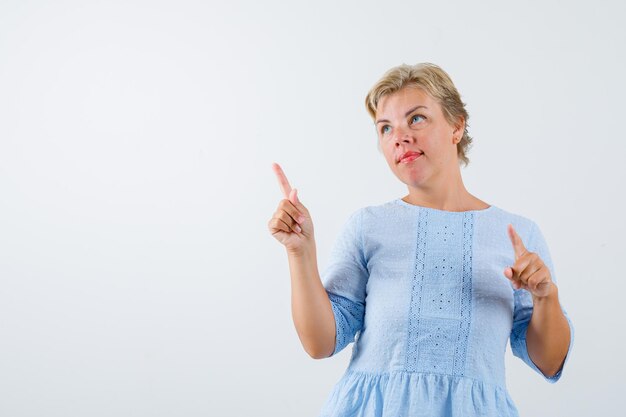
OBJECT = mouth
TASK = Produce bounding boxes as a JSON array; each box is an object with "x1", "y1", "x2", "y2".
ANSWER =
[{"x1": 398, "y1": 152, "x2": 423, "y2": 164}]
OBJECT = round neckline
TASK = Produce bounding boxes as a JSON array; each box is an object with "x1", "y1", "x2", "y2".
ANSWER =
[{"x1": 394, "y1": 198, "x2": 496, "y2": 214}]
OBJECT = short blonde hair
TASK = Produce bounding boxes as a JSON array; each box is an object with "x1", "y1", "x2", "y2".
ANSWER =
[{"x1": 365, "y1": 63, "x2": 473, "y2": 166}]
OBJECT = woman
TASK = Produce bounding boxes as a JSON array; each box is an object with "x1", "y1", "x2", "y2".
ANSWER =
[{"x1": 268, "y1": 63, "x2": 573, "y2": 417}]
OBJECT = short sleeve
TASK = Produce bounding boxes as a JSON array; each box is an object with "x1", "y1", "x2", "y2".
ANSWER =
[
  {"x1": 321, "y1": 209, "x2": 369, "y2": 357},
  {"x1": 510, "y1": 221, "x2": 575, "y2": 383}
]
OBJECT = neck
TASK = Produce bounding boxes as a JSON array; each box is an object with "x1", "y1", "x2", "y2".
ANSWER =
[{"x1": 403, "y1": 164, "x2": 479, "y2": 211}]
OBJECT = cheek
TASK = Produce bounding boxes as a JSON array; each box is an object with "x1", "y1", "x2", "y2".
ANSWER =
[{"x1": 382, "y1": 145, "x2": 396, "y2": 164}]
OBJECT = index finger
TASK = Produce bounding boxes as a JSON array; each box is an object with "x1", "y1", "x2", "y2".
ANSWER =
[
  {"x1": 272, "y1": 162, "x2": 292, "y2": 199},
  {"x1": 507, "y1": 224, "x2": 528, "y2": 260}
]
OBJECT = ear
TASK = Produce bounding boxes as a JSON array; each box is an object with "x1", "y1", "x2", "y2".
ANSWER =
[{"x1": 452, "y1": 116, "x2": 465, "y2": 144}]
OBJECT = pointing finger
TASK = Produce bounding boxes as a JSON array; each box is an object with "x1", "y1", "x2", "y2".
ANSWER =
[
  {"x1": 293, "y1": 188, "x2": 300, "y2": 205},
  {"x1": 272, "y1": 162, "x2": 293, "y2": 199},
  {"x1": 289, "y1": 188, "x2": 297, "y2": 206},
  {"x1": 507, "y1": 224, "x2": 528, "y2": 260}
]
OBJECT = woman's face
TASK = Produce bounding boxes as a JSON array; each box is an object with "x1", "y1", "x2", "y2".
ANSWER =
[{"x1": 375, "y1": 86, "x2": 464, "y2": 188}]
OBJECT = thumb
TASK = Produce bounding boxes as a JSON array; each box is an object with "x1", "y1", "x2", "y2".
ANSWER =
[{"x1": 503, "y1": 266, "x2": 514, "y2": 280}]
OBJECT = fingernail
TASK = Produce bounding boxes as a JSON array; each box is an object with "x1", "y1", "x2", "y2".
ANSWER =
[
  {"x1": 297, "y1": 215, "x2": 305, "y2": 224},
  {"x1": 295, "y1": 225, "x2": 302, "y2": 233}
]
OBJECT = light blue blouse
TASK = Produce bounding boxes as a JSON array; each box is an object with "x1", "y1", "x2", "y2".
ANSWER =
[{"x1": 318, "y1": 198, "x2": 574, "y2": 417}]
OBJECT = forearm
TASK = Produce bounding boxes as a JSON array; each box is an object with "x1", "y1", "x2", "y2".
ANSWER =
[
  {"x1": 288, "y1": 246, "x2": 336, "y2": 359},
  {"x1": 526, "y1": 284, "x2": 571, "y2": 377}
]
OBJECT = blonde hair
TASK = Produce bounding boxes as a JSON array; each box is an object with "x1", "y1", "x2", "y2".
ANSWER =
[{"x1": 365, "y1": 63, "x2": 473, "y2": 166}]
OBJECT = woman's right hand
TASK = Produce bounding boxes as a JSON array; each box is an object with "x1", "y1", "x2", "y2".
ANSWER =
[{"x1": 268, "y1": 162, "x2": 315, "y2": 255}]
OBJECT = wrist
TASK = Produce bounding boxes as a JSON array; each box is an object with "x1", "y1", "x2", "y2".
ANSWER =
[
  {"x1": 532, "y1": 282, "x2": 559, "y2": 305},
  {"x1": 287, "y1": 243, "x2": 317, "y2": 259}
]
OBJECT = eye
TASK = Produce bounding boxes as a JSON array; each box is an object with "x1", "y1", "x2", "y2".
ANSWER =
[
  {"x1": 380, "y1": 125, "x2": 391, "y2": 135},
  {"x1": 411, "y1": 114, "x2": 425, "y2": 124}
]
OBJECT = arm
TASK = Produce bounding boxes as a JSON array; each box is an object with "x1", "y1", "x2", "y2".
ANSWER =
[
  {"x1": 507, "y1": 222, "x2": 574, "y2": 382},
  {"x1": 269, "y1": 163, "x2": 363, "y2": 360},
  {"x1": 288, "y1": 246, "x2": 337, "y2": 359},
  {"x1": 268, "y1": 163, "x2": 337, "y2": 359},
  {"x1": 526, "y1": 285, "x2": 572, "y2": 377}
]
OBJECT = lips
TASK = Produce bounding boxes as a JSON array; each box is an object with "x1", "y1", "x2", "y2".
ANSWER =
[{"x1": 398, "y1": 151, "x2": 423, "y2": 163}]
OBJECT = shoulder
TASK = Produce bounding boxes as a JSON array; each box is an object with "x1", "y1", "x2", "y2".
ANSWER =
[
  {"x1": 345, "y1": 200, "x2": 398, "y2": 224},
  {"x1": 481, "y1": 204, "x2": 541, "y2": 245},
  {"x1": 487, "y1": 205, "x2": 536, "y2": 226},
  {"x1": 336, "y1": 201, "x2": 405, "y2": 240}
]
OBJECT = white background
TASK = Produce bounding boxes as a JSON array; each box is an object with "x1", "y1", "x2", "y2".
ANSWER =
[{"x1": 1, "y1": 0, "x2": 624, "y2": 416}]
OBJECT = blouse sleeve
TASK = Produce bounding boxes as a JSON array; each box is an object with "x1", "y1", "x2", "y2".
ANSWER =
[
  {"x1": 509, "y1": 221, "x2": 575, "y2": 383},
  {"x1": 321, "y1": 209, "x2": 369, "y2": 357}
]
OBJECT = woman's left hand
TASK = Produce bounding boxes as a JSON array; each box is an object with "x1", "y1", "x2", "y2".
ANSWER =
[{"x1": 503, "y1": 224, "x2": 555, "y2": 299}]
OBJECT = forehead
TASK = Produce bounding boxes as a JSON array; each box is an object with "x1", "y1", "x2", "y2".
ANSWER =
[{"x1": 376, "y1": 86, "x2": 439, "y2": 117}]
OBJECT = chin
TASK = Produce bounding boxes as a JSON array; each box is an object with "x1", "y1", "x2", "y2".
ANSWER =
[
  {"x1": 388, "y1": 158, "x2": 429, "y2": 185},
  {"x1": 394, "y1": 170, "x2": 428, "y2": 187}
]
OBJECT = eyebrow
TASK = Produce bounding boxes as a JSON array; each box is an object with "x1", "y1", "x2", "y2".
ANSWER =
[{"x1": 376, "y1": 105, "x2": 428, "y2": 124}]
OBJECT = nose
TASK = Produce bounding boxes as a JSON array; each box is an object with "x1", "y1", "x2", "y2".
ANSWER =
[{"x1": 393, "y1": 125, "x2": 414, "y2": 146}]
